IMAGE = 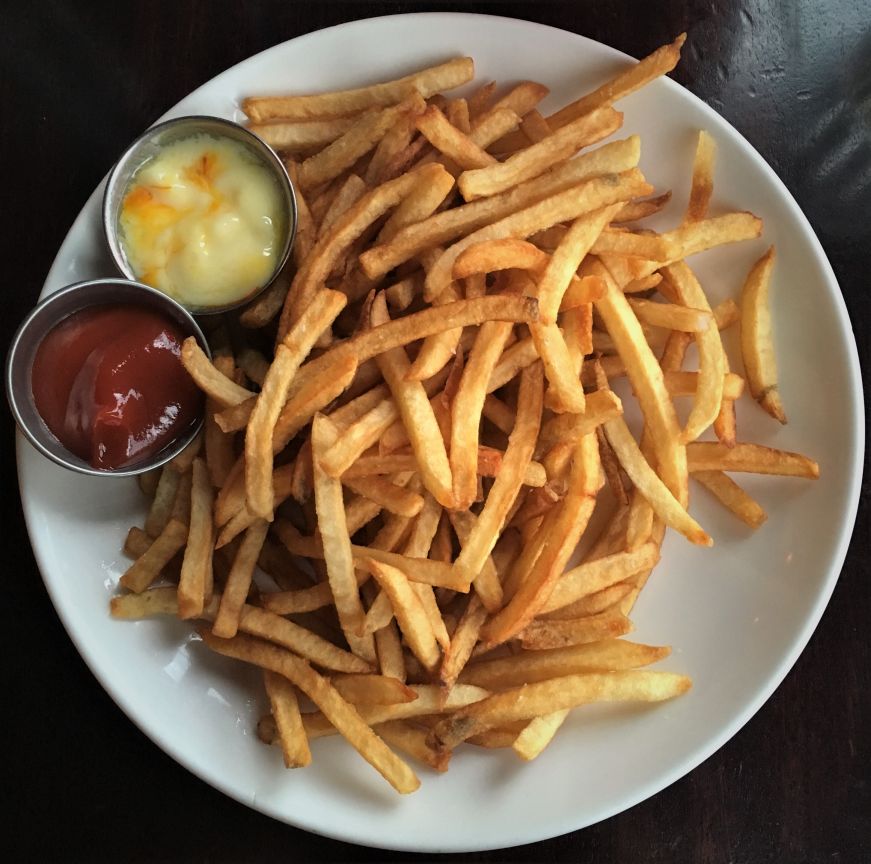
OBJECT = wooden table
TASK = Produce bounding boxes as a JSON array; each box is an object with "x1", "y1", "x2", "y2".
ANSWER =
[{"x1": 3, "y1": 3, "x2": 868, "y2": 861}]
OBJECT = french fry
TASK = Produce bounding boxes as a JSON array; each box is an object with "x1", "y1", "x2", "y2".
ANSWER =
[
  {"x1": 248, "y1": 116, "x2": 356, "y2": 151},
  {"x1": 458, "y1": 107, "x2": 623, "y2": 201},
  {"x1": 684, "y1": 129, "x2": 716, "y2": 223},
  {"x1": 331, "y1": 673, "x2": 418, "y2": 706},
  {"x1": 694, "y1": 470, "x2": 768, "y2": 528},
  {"x1": 740, "y1": 247, "x2": 786, "y2": 423},
  {"x1": 415, "y1": 104, "x2": 497, "y2": 169},
  {"x1": 263, "y1": 670, "x2": 312, "y2": 768},
  {"x1": 537, "y1": 205, "x2": 622, "y2": 323},
  {"x1": 586, "y1": 258, "x2": 687, "y2": 503},
  {"x1": 211, "y1": 520, "x2": 269, "y2": 638},
  {"x1": 450, "y1": 321, "x2": 514, "y2": 508},
  {"x1": 520, "y1": 607, "x2": 633, "y2": 649},
  {"x1": 311, "y1": 414, "x2": 376, "y2": 662},
  {"x1": 453, "y1": 363, "x2": 544, "y2": 586},
  {"x1": 177, "y1": 459, "x2": 215, "y2": 619},
  {"x1": 604, "y1": 416, "x2": 711, "y2": 546},
  {"x1": 369, "y1": 293, "x2": 454, "y2": 507},
  {"x1": 661, "y1": 261, "x2": 726, "y2": 443},
  {"x1": 144, "y1": 468, "x2": 181, "y2": 538},
  {"x1": 546, "y1": 34, "x2": 686, "y2": 129},
  {"x1": 119, "y1": 519, "x2": 188, "y2": 593},
  {"x1": 366, "y1": 559, "x2": 441, "y2": 673},
  {"x1": 687, "y1": 442, "x2": 819, "y2": 478},
  {"x1": 424, "y1": 170, "x2": 653, "y2": 300},
  {"x1": 358, "y1": 137, "x2": 641, "y2": 279},
  {"x1": 627, "y1": 297, "x2": 713, "y2": 332},
  {"x1": 430, "y1": 670, "x2": 691, "y2": 751},
  {"x1": 343, "y1": 475, "x2": 424, "y2": 518},
  {"x1": 245, "y1": 290, "x2": 347, "y2": 519},
  {"x1": 481, "y1": 433, "x2": 602, "y2": 646},
  {"x1": 440, "y1": 595, "x2": 489, "y2": 687},
  {"x1": 375, "y1": 720, "x2": 451, "y2": 772},
  {"x1": 201, "y1": 630, "x2": 419, "y2": 793},
  {"x1": 378, "y1": 164, "x2": 456, "y2": 243},
  {"x1": 243, "y1": 57, "x2": 473, "y2": 122},
  {"x1": 180, "y1": 338, "x2": 254, "y2": 408},
  {"x1": 541, "y1": 542, "x2": 661, "y2": 614},
  {"x1": 110, "y1": 586, "x2": 179, "y2": 619},
  {"x1": 512, "y1": 710, "x2": 570, "y2": 760},
  {"x1": 317, "y1": 173, "x2": 368, "y2": 239}
]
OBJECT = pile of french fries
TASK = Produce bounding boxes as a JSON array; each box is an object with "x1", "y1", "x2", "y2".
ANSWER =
[{"x1": 110, "y1": 35, "x2": 819, "y2": 794}]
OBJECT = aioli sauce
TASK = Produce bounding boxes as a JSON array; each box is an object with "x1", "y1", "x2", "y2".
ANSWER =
[
  {"x1": 119, "y1": 134, "x2": 285, "y2": 309},
  {"x1": 31, "y1": 305, "x2": 202, "y2": 469}
]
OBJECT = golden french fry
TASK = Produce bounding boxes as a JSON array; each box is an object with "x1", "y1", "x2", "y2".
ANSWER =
[
  {"x1": 586, "y1": 258, "x2": 687, "y2": 503},
  {"x1": 181, "y1": 338, "x2": 254, "y2": 408},
  {"x1": 482, "y1": 433, "x2": 602, "y2": 646},
  {"x1": 263, "y1": 670, "x2": 312, "y2": 768},
  {"x1": 415, "y1": 104, "x2": 497, "y2": 169},
  {"x1": 440, "y1": 595, "x2": 489, "y2": 687},
  {"x1": 358, "y1": 137, "x2": 641, "y2": 279},
  {"x1": 450, "y1": 321, "x2": 514, "y2": 508},
  {"x1": 144, "y1": 468, "x2": 180, "y2": 538},
  {"x1": 542, "y1": 542, "x2": 660, "y2": 614},
  {"x1": 424, "y1": 170, "x2": 653, "y2": 300},
  {"x1": 520, "y1": 608, "x2": 634, "y2": 649},
  {"x1": 458, "y1": 107, "x2": 622, "y2": 201},
  {"x1": 546, "y1": 34, "x2": 686, "y2": 129},
  {"x1": 687, "y1": 442, "x2": 819, "y2": 478},
  {"x1": 512, "y1": 710, "x2": 570, "y2": 760},
  {"x1": 604, "y1": 415, "x2": 711, "y2": 546},
  {"x1": 311, "y1": 414, "x2": 376, "y2": 662},
  {"x1": 243, "y1": 57, "x2": 473, "y2": 122},
  {"x1": 627, "y1": 297, "x2": 713, "y2": 332},
  {"x1": 453, "y1": 363, "x2": 545, "y2": 588},
  {"x1": 343, "y1": 475, "x2": 424, "y2": 518},
  {"x1": 613, "y1": 191, "x2": 672, "y2": 224},
  {"x1": 211, "y1": 520, "x2": 269, "y2": 638},
  {"x1": 248, "y1": 116, "x2": 356, "y2": 151},
  {"x1": 430, "y1": 670, "x2": 691, "y2": 751},
  {"x1": 245, "y1": 290, "x2": 347, "y2": 519},
  {"x1": 366, "y1": 558, "x2": 441, "y2": 673},
  {"x1": 740, "y1": 247, "x2": 786, "y2": 423},
  {"x1": 331, "y1": 673, "x2": 418, "y2": 706},
  {"x1": 694, "y1": 470, "x2": 767, "y2": 528},
  {"x1": 200, "y1": 630, "x2": 419, "y2": 794},
  {"x1": 110, "y1": 586, "x2": 179, "y2": 618},
  {"x1": 685, "y1": 129, "x2": 716, "y2": 223},
  {"x1": 177, "y1": 459, "x2": 215, "y2": 619}
]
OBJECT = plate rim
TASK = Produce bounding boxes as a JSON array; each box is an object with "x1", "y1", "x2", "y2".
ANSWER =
[{"x1": 17, "y1": 11, "x2": 865, "y2": 852}]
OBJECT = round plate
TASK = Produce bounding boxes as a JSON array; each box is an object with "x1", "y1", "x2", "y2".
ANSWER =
[{"x1": 18, "y1": 13, "x2": 863, "y2": 853}]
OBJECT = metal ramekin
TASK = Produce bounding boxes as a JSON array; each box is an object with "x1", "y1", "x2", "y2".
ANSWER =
[
  {"x1": 6, "y1": 278, "x2": 210, "y2": 477},
  {"x1": 102, "y1": 115, "x2": 297, "y2": 315}
]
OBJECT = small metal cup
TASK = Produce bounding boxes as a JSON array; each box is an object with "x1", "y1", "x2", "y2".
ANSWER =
[
  {"x1": 102, "y1": 115, "x2": 297, "y2": 314},
  {"x1": 6, "y1": 278, "x2": 210, "y2": 477}
]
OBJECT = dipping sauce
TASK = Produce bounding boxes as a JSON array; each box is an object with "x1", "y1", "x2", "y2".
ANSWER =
[
  {"x1": 31, "y1": 305, "x2": 202, "y2": 470},
  {"x1": 119, "y1": 134, "x2": 286, "y2": 310}
]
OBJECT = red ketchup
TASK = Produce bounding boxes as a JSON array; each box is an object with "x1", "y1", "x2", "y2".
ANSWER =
[{"x1": 31, "y1": 304, "x2": 202, "y2": 470}]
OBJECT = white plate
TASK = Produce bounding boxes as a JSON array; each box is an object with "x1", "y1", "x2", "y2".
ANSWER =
[{"x1": 19, "y1": 13, "x2": 863, "y2": 853}]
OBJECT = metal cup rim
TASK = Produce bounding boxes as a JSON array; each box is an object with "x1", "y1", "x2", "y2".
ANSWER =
[{"x1": 6, "y1": 277, "x2": 211, "y2": 477}]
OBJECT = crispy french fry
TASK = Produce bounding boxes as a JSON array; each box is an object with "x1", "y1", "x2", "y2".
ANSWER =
[
  {"x1": 243, "y1": 57, "x2": 473, "y2": 122},
  {"x1": 458, "y1": 107, "x2": 622, "y2": 201},
  {"x1": 311, "y1": 414, "x2": 376, "y2": 662},
  {"x1": 246, "y1": 290, "x2": 347, "y2": 519},
  {"x1": 201, "y1": 630, "x2": 419, "y2": 793},
  {"x1": 181, "y1": 338, "x2": 254, "y2": 408},
  {"x1": 416, "y1": 104, "x2": 497, "y2": 169},
  {"x1": 740, "y1": 247, "x2": 786, "y2": 423},
  {"x1": 687, "y1": 442, "x2": 819, "y2": 478},
  {"x1": 694, "y1": 470, "x2": 767, "y2": 528},
  {"x1": 211, "y1": 520, "x2": 269, "y2": 638},
  {"x1": 685, "y1": 129, "x2": 716, "y2": 223},
  {"x1": 546, "y1": 34, "x2": 686, "y2": 129},
  {"x1": 177, "y1": 459, "x2": 215, "y2": 619},
  {"x1": 430, "y1": 669, "x2": 691, "y2": 751},
  {"x1": 263, "y1": 670, "x2": 312, "y2": 768}
]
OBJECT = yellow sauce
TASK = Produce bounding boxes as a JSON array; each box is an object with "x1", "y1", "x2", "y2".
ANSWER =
[{"x1": 119, "y1": 134, "x2": 285, "y2": 309}]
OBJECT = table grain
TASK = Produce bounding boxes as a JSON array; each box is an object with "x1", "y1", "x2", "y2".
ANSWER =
[{"x1": 2, "y1": 2, "x2": 868, "y2": 861}]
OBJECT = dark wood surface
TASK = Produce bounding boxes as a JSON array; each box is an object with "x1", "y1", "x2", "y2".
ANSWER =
[{"x1": 3, "y1": 2, "x2": 868, "y2": 861}]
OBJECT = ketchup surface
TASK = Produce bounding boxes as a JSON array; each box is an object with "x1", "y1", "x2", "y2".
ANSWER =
[{"x1": 31, "y1": 304, "x2": 202, "y2": 470}]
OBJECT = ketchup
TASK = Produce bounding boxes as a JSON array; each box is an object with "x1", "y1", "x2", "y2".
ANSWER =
[{"x1": 31, "y1": 304, "x2": 202, "y2": 470}]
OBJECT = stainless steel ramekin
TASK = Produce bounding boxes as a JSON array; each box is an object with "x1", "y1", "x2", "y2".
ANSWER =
[
  {"x1": 6, "y1": 278, "x2": 210, "y2": 477},
  {"x1": 102, "y1": 115, "x2": 297, "y2": 315}
]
